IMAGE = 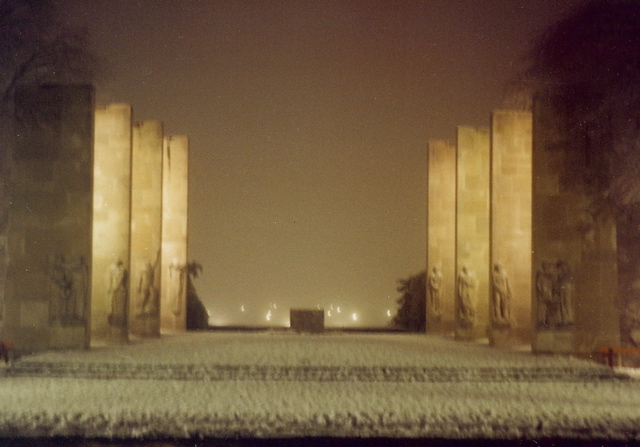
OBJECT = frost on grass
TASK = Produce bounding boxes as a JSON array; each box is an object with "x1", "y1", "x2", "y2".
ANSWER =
[{"x1": 0, "y1": 331, "x2": 639, "y2": 440}]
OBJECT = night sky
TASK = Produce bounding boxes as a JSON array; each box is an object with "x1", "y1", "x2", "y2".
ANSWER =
[{"x1": 62, "y1": 0, "x2": 581, "y2": 327}]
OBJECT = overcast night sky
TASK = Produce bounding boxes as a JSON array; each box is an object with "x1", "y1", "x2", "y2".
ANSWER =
[{"x1": 61, "y1": 0, "x2": 582, "y2": 327}]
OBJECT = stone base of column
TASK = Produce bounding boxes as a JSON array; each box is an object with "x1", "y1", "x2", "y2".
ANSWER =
[
  {"x1": 488, "y1": 324, "x2": 519, "y2": 348},
  {"x1": 455, "y1": 325, "x2": 477, "y2": 341},
  {"x1": 131, "y1": 313, "x2": 161, "y2": 338},
  {"x1": 533, "y1": 328, "x2": 574, "y2": 354},
  {"x1": 107, "y1": 315, "x2": 129, "y2": 344},
  {"x1": 426, "y1": 314, "x2": 444, "y2": 333}
]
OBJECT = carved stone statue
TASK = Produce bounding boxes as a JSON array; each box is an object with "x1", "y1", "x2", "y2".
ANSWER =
[
  {"x1": 137, "y1": 260, "x2": 159, "y2": 316},
  {"x1": 50, "y1": 254, "x2": 88, "y2": 326},
  {"x1": 491, "y1": 263, "x2": 512, "y2": 327},
  {"x1": 457, "y1": 266, "x2": 476, "y2": 328},
  {"x1": 535, "y1": 260, "x2": 575, "y2": 328},
  {"x1": 555, "y1": 261, "x2": 575, "y2": 326},
  {"x1": 427, "y1": 266, "x2": 443, "y2": 318},
  {"x1": 170, "y1": 262, "x2": 188, "y2": 317},
  {"x1": 107, "y1": 259, "x2": 128, "y2": 327},
  {"x1": 535, "y1": 262, "x2": 556, "y2": 327}
]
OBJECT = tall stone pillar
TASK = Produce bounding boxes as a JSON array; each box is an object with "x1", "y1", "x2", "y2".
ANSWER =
[
  {"x1": 161, "y1": 135, "x2": 189, "y2": 332},
  {"x1": 489, "y1": 110, "x2": 533, "y2": 346},
  {"x1": 91, "y1": 104, "x2": 132, "y2": 344},
  {"x1": 426, "y1": 140, "x2": 456, "y2": 333},
  {"x1": 3, "y1": 84, "x2": 94, "y2": 352},
  {"x1": 532, "y1": 95, "x2": 619, "y2": 354},
  {"x1": 129, "y1": 121, "x2": 163, "y2": 337},
  {"x1": 455, "y1": 126, "x2": 491, "y2": 341}
]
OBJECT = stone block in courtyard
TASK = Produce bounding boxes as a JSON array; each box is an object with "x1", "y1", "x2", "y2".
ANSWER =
[{"x1": 290, "y1": 309, "x2": 325, "y2": 333}]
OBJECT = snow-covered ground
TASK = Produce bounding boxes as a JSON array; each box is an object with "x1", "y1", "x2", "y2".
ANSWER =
[{"x1": 0, "y1": 331, "x2": 638, "y2": 441}]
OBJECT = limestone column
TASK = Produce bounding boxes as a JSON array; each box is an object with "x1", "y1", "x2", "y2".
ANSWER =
[
  {"x1": 532, "y1": 94, "x2": 619, "y2": 354},
  {"x1": 455, "y1": 126, "x2": 491, "y2": 341},
  {"x1": 91, "y1": 104, "x2": 132, "y2": 344},
  {"x1": 3, "y1": 84, "x2": 94, "y2": 352},
  {"x1": 489, "y1": 110, "x2": 533, "y2": 346},
  {"x1": 160, "y1": 136, "x2": 189, "y2": 332},
  {"x1": 426, "y1": 140, "x2": 456, "y2": 333},
  {"x1": 129, "y1": 121, "x2": 164, "y2": 337}
]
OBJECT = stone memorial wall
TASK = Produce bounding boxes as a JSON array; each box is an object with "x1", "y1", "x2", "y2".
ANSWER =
[
  {"x1": 531, "y1": 95, "x2": 619, "y2": 354},
  {"x1": 4, "y1": 85, "x2": 94, "y2": 352}
]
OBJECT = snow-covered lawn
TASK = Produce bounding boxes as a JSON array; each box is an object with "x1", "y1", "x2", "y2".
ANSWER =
[{"x1": 0, "y1": 331, "x2": 638, "y2": 440}]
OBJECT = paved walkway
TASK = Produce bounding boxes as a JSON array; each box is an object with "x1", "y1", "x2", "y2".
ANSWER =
[{"x1": 0, "y1": 331, "x2": 638, "y2": 442}]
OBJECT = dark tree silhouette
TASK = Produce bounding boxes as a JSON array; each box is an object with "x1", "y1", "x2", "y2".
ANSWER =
[
  {"x1": 506, "y1": 0, "x2": 640, "y2": 347},
  {"x1": 392, "y1": 271, "x2": 426, "y2": 332},
  {"x1": 185, "y1": 262, "x2": 210, "y2": 331},
  {"x1": 0, "y1": 0, "x2": 96, "y2": 110}
]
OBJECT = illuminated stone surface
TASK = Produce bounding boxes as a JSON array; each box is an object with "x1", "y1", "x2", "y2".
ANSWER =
[
  {"x1": 426, "y1": 140, "x2": 456, "y2": 333},
  {"x1": 455, "y1": 126, "x2": 491, "y2": 341},
  {"x1": 4, "y1": 85, "x2": 94, "y2": 352},
  {"x1": 532, "y1": 95, "x2": 619, "y2": 354},
  {"x1": 161, "y1": 136, "x2": 189, "y2": 332},
  {"x1": 129, "y1": 121, "x2": 164, "y2": 337},
  {"x1": 91, "y1": 104, "x2": 132, "y2": 343},
  {"x1": 489, "y1": 110, "x2": 532, "y2": 346}
]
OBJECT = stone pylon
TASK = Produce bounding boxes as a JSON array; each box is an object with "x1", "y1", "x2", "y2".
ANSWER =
[
  {"x1": 489, "y1": 110, "x2": 533, "y2": 346},
  {"x1": 160, "y1": 135, "x2": 189, "y2": 332},
  {"x1": 129, "y1": 121, "x2": 164, "y2": 337},
  {"x1": 92, "y1": 104, "x2": 132, "y2": 344},
  {"x1": 426, "y1": 140, "x2": 456, "y2": 333},
  {"x1": 455, "y1": 126, "x2": 491, "y2": 341}
]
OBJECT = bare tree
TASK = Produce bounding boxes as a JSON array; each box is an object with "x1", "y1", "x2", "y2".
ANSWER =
[{"x1": 0, "y1": 0, "x2": 96, "y2": 111}]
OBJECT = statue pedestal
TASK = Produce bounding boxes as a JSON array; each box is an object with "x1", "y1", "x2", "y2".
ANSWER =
[
  {"x1": 488, "y1": 324, "x2": 518, "y2": 348},
  {"x1": 426, "y1": 314, "x2": 443, "y2": 333},
  {"x1": 131, "y1": 313, "x2": 160, "y2": 338},
  {"x1": 533, "y1": 328, "x2": 574, "y2": 353},
  {"x1": 455, "y1": 325, "x2": 476, "y2": 341}
]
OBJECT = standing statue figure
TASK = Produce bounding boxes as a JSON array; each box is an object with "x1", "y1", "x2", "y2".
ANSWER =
[
  {"x1": 107, "y1": 259, "x2": 128, "y2": 327},
  {"x1": 491, "y1": 263, "x2": 512, "y2": 327},
  {"x1": 50, "y1": 254, "x2": 88, "y2": 326},
  {"x1": 137, "y1": 260, "x2": 159, "y2": 316},
  {"x1": 457, "y1": 266, "x2": 476, "y2": 328},
  {"x1": 427, "y1": 266, "x2": 443, "y2": 318},
  {"x1": 170, "y1": 262, "x2": 188, "y2": 317},
  {"x1": 555, "y1": 261, "x2": 575, "y2": 326},
  {"x1": 535, "y1": 262, "x2": 556, "y2": 327}
]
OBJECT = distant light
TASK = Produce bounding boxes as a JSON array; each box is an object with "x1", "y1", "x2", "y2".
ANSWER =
[
  {"x1": 266, "y1": 311, "x2": 272, "y2": 321},
  {"x1": 386, "y1": 309, "x2": 391, "y2": 317},
  {"x1": 273, "y1": 303, "x2": 277, "y2": 309},
  {"x1": 241, "y1": 305, "x2": 245, "y2": 312},
  {"x1": 351, "y1": 313, "x2": 358, "y2": 321},
  {"x1": 327, "y1": 310, "x2": 332, "y2": 317},
  {"x1": 337, "y1": 307, "x2": 341, "y2": 313}
]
